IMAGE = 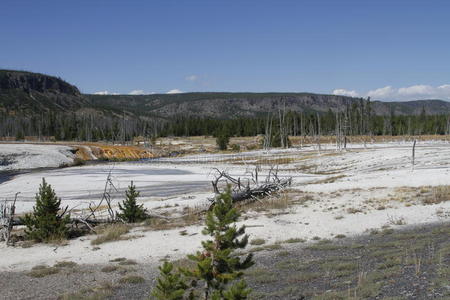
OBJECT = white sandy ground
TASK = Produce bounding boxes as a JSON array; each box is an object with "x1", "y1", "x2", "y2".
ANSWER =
[
  {"x1": 0, "y1": 143, "x2": 75, "y2": 171},
  {"x1": 1, "y1": 141, "x2": 450, "y2": 271}
]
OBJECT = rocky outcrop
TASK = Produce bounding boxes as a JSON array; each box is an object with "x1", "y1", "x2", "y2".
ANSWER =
[
  {"x1": 0, "y1": 70, "x2": 88, "y2": 113},
  {"x1": 0, "y1": 70, "x2": 80, "y2": 95}
]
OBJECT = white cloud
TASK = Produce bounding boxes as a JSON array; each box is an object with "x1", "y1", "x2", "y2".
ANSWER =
[
  {"x1": 332, "y1": 89, "x2": 359, "y2": 97},
  {"x1": 185, "y1": 75, "x2": 198, "y2": 81},
  {"x1": 367, "y1": 86, "x2": 396, "y2": 99},
  {"x1": 129, "y1": 89, "x2": 145, "y2": 95},
  {"x1": 398, "y1": 85, "x2": 434, "y2": 96},
  {"x1": 94, "y1": 90, "x2": 110, "y2": 95},
  {"x1": 167, "y1": 89, "x2": 183, "y2": 94},
  {"x1": 332, "y1": 84, "x2": 450, "y2": 101},
  {"x1": 94, "y1": 90, "x2": 119, "y2": 95}
]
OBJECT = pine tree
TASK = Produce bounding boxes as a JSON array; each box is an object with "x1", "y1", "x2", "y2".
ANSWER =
[
  {"x1": 21, "y1": 178, "x2": 70, "y2": 242},
  {"x1": 151, "y1": 261, "x2": 188, "y2": 300},
  {"x1": 181, "y1": 186, "x2": 254, "y2": 299},
  {"x1": 151, "y1": 187, "x2": 254, "y2": 299},
  {"x1": 117, "y1": 181, "x2": 147, "y2": 223},
  {"x1": 216, "y1": 134, "x2": 230, "y2": 150}
]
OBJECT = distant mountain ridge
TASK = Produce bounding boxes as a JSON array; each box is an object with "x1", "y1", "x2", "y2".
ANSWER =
[
  {"x1": 88, "y1": 93, "x2": 450, "y2": 118},
  {"x1": 2, "y1": 69, "x2": 450, "y2": 118}
]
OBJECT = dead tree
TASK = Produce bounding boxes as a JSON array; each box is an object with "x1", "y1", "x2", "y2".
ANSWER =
[
  {"x1": 0, "y1": 192, "x2": 19, "y2": 245},
  {"x1": 85, "y1": 168, "x2": 118, "y2": 222},
  {"x1": 263, "y1": 113, "x2": 273, "y2": 150},
  {"x1": 209, "y1": 166, "x2": 292, "y2": 208}
]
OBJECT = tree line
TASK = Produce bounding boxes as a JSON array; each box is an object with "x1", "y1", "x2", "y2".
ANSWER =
[{"x1": 2, "y1": 100, "x2": 450, "y2": 142}]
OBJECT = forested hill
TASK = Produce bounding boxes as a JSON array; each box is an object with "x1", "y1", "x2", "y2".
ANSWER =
[
  {"x1": 2, "y1": 70, "x2": 450, "y2": 119},
  {"x1": 88, "y1": 93, "x2": 450, "y2": 118},
  {"x1": 2, "y1": 69, "x2": 450, "y2": 141}
]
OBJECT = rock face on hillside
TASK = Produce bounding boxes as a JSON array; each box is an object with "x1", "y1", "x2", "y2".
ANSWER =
[
  {"x1": 0, "y1": 70, "x2": 80, "y2": 95},
  {"x1": 0, "y1": 70, "x2": 87, "y2": 113}
]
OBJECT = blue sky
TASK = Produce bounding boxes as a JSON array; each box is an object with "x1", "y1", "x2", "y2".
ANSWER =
[{"x1": 1, "y1": 0, "x2": 450, "y2": 100}]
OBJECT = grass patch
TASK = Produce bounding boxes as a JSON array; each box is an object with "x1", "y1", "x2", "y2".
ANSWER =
[
  {"x1": 282, "y1": 238, "x2": 306, "y2": 243},
  {"x1": 307, "y1": 242, "x2": 344, "y2": 251},
  {"x1": 250, "y1": 238, "x2": 266, "y2": 246},
  {"x1": 250, "y1": 244, "x2": 282, "y2": 252},
  {"x1": 54, "y1": 261, "x2": 77, "y2": 268},
  {"x1": 334, "y1": 234, "x2": 346, "y2": 239},
  {"x1": 309, "y1": 175, "x2": 346, "y2": 185},
  {"x1": 119, "y1": 275, "x2": 145, "y2": 284},
  {"x1": 27, "y1": 265, "x2": 60, "y2": 278},
  {"x1": 287, "y1": 272, "x2": 321, "y2": 282},
  {"x1": 59, "y1": 282, "x2": 115, "y2": 300},
  {"x1": 118, "y1": 259, "x2": 137, "y2": 266},
  {"x1": 101, "y1": 265, "x2": 119, "y2": 273},
  {"x1": 321, "y1": 261, "x2": 358, "y2": 272},
  {"x1": 109, "y1": 257, "x2": 127, "y2": 262},
  {"x1": 91, "y1": 224, "x2": 130, "y2": 245}
]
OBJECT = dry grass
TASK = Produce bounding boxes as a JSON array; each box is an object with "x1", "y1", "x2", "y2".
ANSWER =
[
  {"x1": 91, "y1": 224, "x2": 130, "y2": 245},
  {"x1": 27, "y1": 265, "x2": 60, "y2": 278},
  {"x1": 309, "y1": 175, "x2": 346, "y2": 185},
  {"x1": 240, "y1": 190, "x2": 312, "y2": 215},
  {"x1": 389, "y1": 185, "x2": 450, "y2": 206},
  {"x1": 144, "y1": 206, "x2": 204, "y2": 232},
  {"x1": 54, "y1": 261, "x2": 77, "y2": 268},
  {"x1": 281, "y1": 238, "x2": 306, "y2": 244},
  {"x1": 250, "y1": 238, "x2": 266, "y2": 246},
  {"x1": 109, "y1": 257, "x2": 127, "y2": 262},
  {"x1": 347, "y1": 207, "x2": 363, "y2": 214},
  {"x1": 423, "y1": 185, "x2": 450, "y2": 204},
  {"x1": 59, "y1": 281, "x2": 115, "y2": 300},
  {"x1": 118, "y1": 275, "x2": 145, "y2": 284},
  {"x1": 101, "y1": 265, "x2": 119, "y2": 273},
  {"x1": 118, "y1": 259, "x2": 137, "y2": 266}
]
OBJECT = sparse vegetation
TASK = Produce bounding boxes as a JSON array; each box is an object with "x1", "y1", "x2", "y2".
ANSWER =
[
  {"x1": 54, "y1": 261, "x2": 77, "y2": 268},
  {"x1": 101, "y1": 265, "x2": 118, "y2": 273},
  {"x1": 250, "y1": 238, "x2": 266, "y2": 246},
  {"x1": 119, "y1": 275, "x2": 145, "y2": 284},
  {"x1": 91, "y1": 224, "x2": 130, "y2": 245},
  {"x1": 27, "y1": 265, "x2": 60, "y2": 278}
]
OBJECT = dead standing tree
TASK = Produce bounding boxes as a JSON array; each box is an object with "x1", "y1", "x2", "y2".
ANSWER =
[
  {"x1": 263, "y1": 113, "x2": 273, "y2": 150},
  {"x1": 86, "y1": 168, "x2": 118, "y2": 222},
  {"x1": 0, "y1": 192, "x2": 19, "y2": 245}
]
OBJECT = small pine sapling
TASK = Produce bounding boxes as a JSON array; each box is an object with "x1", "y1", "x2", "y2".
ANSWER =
[
  {"x1": 181, "y1": 186, "x2": 254, "y2": 299},
  {"x1": 117, "y1": 181, "x2": 147, "y2": 223},
  {"x1": 21, "y1": 178, "x2": 70, "y2": 242},
  {"x1": 151, "y1": 261, "x2": 188, "y2": 300}
]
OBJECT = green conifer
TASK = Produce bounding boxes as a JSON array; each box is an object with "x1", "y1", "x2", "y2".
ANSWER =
[
  {"x1": 117, "y1": 181, "x2": 147, "y2": 223},
  {"x1": 151, "y1": 261, "x2": 188, "y2": 300},
  {"x1": 21, "y1": 178, "x2": 70, "y2": 242},
  {"x1": 182, "y1": 186, "x2": 254, "y2": 299}
]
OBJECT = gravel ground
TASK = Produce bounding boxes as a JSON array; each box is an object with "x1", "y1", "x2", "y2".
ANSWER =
[{"x1": 1, "y1": 221, "x2": 449, "y2": 300}]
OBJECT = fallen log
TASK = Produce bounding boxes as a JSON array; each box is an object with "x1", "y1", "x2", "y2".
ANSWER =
[
  {"x1": 209, "y1": 177, "x2": 292, "y2": 210},
  {"x1": 230, "y1": 178, "x2": 291, "y2": 203}
]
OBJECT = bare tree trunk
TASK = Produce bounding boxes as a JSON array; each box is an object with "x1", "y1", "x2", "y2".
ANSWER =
[{"x1": 0, "y1": 192, "x2": 19, "y2": 245}]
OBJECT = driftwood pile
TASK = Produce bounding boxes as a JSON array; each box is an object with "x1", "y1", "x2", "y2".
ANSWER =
[{"x1": 209, "y1": 166, "x2": 292, "y2": 208}]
